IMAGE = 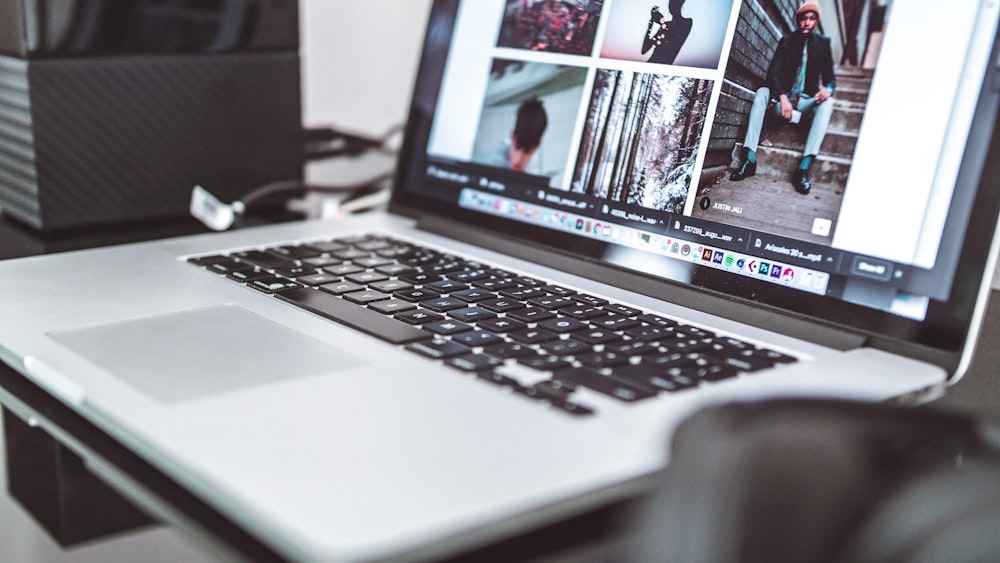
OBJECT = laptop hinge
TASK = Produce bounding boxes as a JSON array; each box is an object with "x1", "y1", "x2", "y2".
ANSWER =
[{"x1": 415, "y1": 215, "x2": 868, "y2": 352}]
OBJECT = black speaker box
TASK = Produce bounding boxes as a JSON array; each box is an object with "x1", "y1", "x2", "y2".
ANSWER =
[{"x1": 0, "y1": 1, "x2": 303, "y2": 231}]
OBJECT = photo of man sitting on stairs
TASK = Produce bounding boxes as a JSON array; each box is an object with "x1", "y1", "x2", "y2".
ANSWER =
[
  {"x1": 729, "y1": 0, "x2": 834, "y2": 195},
  {"x1": 690, "y1": 0, "x2": 886, "y2": 245}
]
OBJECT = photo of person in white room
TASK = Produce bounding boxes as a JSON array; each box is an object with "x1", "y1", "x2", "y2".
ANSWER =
[
  {"x1": 471, "y1": 59, "x2": 588, "y2": 187},
  {"x1": 642, "y1": 2, "x2": 692, "y2": 65},
  {"x1": 601, "y1": 0, "x2": 735, "y2": 69},
  {"x1": 481, "y1": 97, "x2": 549, "y2": 172}
]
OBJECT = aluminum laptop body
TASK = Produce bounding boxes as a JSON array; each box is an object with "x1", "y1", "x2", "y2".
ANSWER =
[{"x1": 1, "y1": 1, "x2": 1000, "y2": 560}]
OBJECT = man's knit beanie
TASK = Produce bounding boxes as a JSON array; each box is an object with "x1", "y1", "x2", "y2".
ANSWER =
[{"x1": 796, "y1": 1, "x2": 821, "y2": 19}]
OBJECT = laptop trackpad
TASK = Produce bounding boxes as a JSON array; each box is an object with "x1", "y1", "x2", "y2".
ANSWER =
[{"x1": 50, "y1": 305, "x2": 369, "y2": 403}]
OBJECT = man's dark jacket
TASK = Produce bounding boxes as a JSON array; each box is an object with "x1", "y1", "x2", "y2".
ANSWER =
[{"x1": 764, "y1": 30, "x2": 836, "y2": 98}]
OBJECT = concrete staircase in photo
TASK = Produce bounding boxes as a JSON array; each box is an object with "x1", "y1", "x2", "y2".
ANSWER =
[{"x1": 735, "y1": 67, "x2": 873, "y2": 186}]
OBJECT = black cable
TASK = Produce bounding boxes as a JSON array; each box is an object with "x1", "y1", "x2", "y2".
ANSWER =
[
  {"x1": 302, "y1": 124, "x2": 404, "y2": 161},
  {"x1": 239, "y1": 172, "x2": 395, "y2": 209}
]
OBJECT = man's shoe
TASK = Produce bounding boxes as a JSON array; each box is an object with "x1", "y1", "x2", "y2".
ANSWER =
[
  {"x1": 730, "y1": 160, "x2": 756, "y2": 181},
  {"x1": 793, "y1": 169, "x2": 811, "y2": 194}
]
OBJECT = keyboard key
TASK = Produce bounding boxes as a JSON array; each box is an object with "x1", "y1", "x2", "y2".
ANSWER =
[
  {"x1": 400, "y1": 272, "x2": 443, "y2": 284},
  {"x1": 614, "y1": 365, "x2": 698, "y2": 393},
  {"x1": 377, "y1": 246, "x2": 416, "y2": 259},
  {"x1": 578, "y1": 351, "x2": 628, "y2": 369},
  {"x1": 500, "y1": 286, "x2": 547, "y2": 300},
  {"x1": 606, "y1": 340, "x2": 659, "y2": 356},
  {"x1": 227, "y1": 269, "x2": 269, "y2": 283},
  {"x1": 624, "y1": 325, "x2": 671, "y2": 341},
  {"x1": 354, "y1": 239, "x2": 393, "y2": 251},
  {"x1": 354, "y1": 256, "x2": 394, "y2": 268},
  {"x1": 267, "y1": 245, "x2": 321, "y2": 260},
  {"x1": 518, "y1": 355, "x2": 572, "y2": 372},
  {"x1": 664, "y1": 338, "x2": 712, "y2": 353},
  {"x1": 395, "y1": 309, "x2": 443, "y2": 325},
  {"x1": 324, "y1": 264, "x2": 365, "y2": 276},
  {"x1": 342, "y1": 290, "x2": 390, "y2": 305},
  {"x1": 407, "y1": 339, "x2": 471, "y2": 359},
  {"x1": 424, "y1": 319, "x2": 473, "y2": 335},
  {"x1": 477, "y1": 317, "x2": 527, "y2": 334},
  {"x1": 369, "y1": 279, "x2": 413, "y2": 293},
  {"x1": 276, "y1": 288, "x2": 429, "y2": 344},
  {"x1": 522, "y1": 379, "x2": 576, "y2": 402},
  {"x1": 512, "y1": 275, "x2": 543, "y2": 286},
  {"x1": 482, "y1": 341, "x2": 535, "y2": 359},
  {"x1": 555, "y1": 368, "x2": 657, "y2": 402},
  {"x1": 368, "y1": 299, "x2": 417, "y2": 315},
  {"x1": 235, "y1": 250, "x2": 295, "y2": 270},
  {"x1": 643, "y1": 352, "x2": 692, "y2": 369},
  {"x1": 477, "y1": 298, "x2": 524, "y2": 313},
  {"x1": 473, "y1": 278, "x2": 517, "y2": 290},
  {"x1": 544, "y1": 285, "x2": 577, "y2": 297},
  {"x1": 451, "y1": 288, "x2": 496, "y2": 302},
  {"x1": 306, "y1": 241, "x2": 348, "y2": 253},
  {"x1": 761, "y1": 349, "x2": 797, "y2": 364},
  {"x1": 297, "y1": 272, "x2": 342, "y2": 286},
  {"x1": 447, "y1": 354, "x2": 503, "y2": 372},
  {"x1": 303, "y1": 256, "x2": 342, "y2": 268},
  {"x1": 201, "y1": 257, "x2": 244, "y2": 275},
  {"x1": 540, "y1": 339, "x2": 589, "y2": 356},
  {"x1": 574, "y1": 294, "x2": 609, "y2": 307},
  {"x1": 275, "y1": 265, "x2": 319, "y2": 278},
  {"x1": 691, "y1": 362, "x2": 739, "y2": 381},
  {"x1": 528, "y1": 296, "x2": 576, "y2": 309},
  {"x1": 551, "y1": 400, "x2": 595, "y2": 416},
  {"x1": 476, "y1": 371, "x2": 519, "y2": 387},
  {"x1": 558, "y1": 305, "x2": 607, "y2": 320},
  {"x1": 483, "y1": 267, "x2": 514, "y2": 278},
  {"x1": 376, "y1": 263, "x2": 417, "y2": 277},
  {"x1": 537, "y1": 317, "x2": 589, "y2": 334},
  {"x1": 319, "y1": 281, "x2": 366, "y2": 295},
  {"x1": 345, "y1": 271, "x2": 390, "y2": 284},
  {"x1": 422, "y1": 297, "x2": 467, "y2": 312},
  {"x1": 427, "y1": 261, "x2": 464, "y2": 274},
  {"x1": 448, "y1": 307, "x2": 497, "y2": 323},
  {"x1": 717, "y1": 352, "x2": 775, "y2": 373},
  {"x1": 189, "y1": 254, "x2": 230, "y2": 267},
  {"x1": 333, "y1": 234, "x2": 373, "y2": 245},
  {"x1": 332, "y1": 248, "x2": 372, "y2": 260},
  {"x1": 574, "y1": 329, "x2": 621, "y2": 345},
  {"x1": 506, "y1": 307, "x2": 556, "y2": 323},
  {"x1": 509, "y1": 328, "x2": 559, "y2": 345},
  {"x1": 248, "y1": 276, "x2": 303, "y2": 294},
  {"x1": 450, "y1": 270, "x2": 489, "y2": 282},
  {"x1": 394, "y1": 288, "x2": 441, "y2": 302},
  {"x1": 684, "y1": 326, "x2": 716, "y2": 339},
  {"x1": 605, "y1": 303, "x2": 642, "y2": 316},
  {"x1": 451, "y1": 330, "x2": 504, "y2": 347},
  {"x1": 638, "y1": 313, "x2": 678, "y2": 327}
]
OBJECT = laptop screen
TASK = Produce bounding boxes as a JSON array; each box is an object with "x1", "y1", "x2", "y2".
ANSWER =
[{"x1": 394, "y1": 0, "x2": 1000, "y2": 358}]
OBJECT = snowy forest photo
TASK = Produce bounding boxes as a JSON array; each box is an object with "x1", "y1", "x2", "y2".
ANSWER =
[{"x1": 570, "y1": 71, "x2": 713, "y2": 213}]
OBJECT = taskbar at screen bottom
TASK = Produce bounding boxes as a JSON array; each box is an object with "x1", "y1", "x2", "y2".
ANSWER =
[{"x1": 458, "y1": 188, "x2": 830, "y2": 293}]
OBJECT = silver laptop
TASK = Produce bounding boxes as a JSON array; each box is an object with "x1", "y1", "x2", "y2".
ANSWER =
[{"x1": 2, "y1": 0, "x2": 1000, "y2": 560}]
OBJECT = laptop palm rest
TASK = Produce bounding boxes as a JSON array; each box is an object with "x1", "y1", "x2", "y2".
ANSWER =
[{"x1": 49, "y1": 305, "x2": 369, "y2": 403}]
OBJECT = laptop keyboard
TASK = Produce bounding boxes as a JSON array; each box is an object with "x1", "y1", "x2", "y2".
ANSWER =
[{"x1": 188, "y1": 234, "x2": 797, "y2": 416}]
